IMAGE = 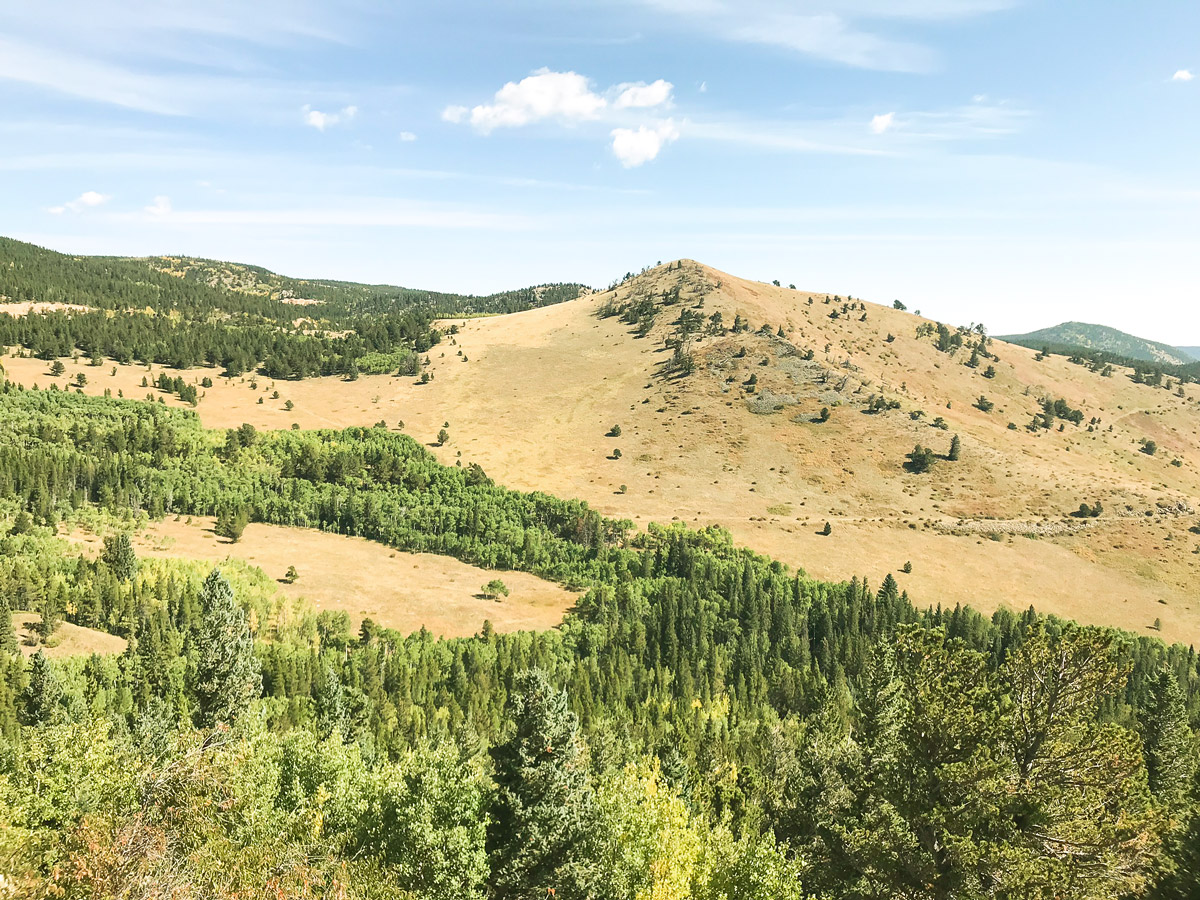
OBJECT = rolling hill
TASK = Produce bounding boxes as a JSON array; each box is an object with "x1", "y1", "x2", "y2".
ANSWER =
[
  {"x1": 1000, "y1": 321, "x2": 1196, "y2": 366},
  {"x1": 5, "y1": 255, "x2": 1200, "y2": 644}
]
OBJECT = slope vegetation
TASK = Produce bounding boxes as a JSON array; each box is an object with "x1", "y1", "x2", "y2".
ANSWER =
[
  {"x1": 1001, "y1": 320, "x2": 1195, "y2": 365},
  {"x1": 6, "y1": 260, "x2": 1200, "y2": 642}
]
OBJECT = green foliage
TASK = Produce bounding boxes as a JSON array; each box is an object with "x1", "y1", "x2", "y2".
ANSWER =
[
  {"x1": 975, "y1": 394, "x2": 995, "y2": 413},
  {"x1": 1141, "y1": 669, "x2": 1198, "y2": 810},
  {"x1": 215, "y1": 508, "x2": 249, "y2": 543},
  {"x1": 101, "y1": 532, "x2": 138, "y2": 582},
  {"x1": 948, "y1": 433, "x2": 961, "y2": 461},
  {"x1": 192, "y1": 569, "x2": 261, "y2": 730},
  {"x1": 21, "y1": 649, "x2": 65, "y2": 726},
  {"x1": 0, "y1": 383, "x2": 1194, "y2": 898},
  {"x1": 905, "y1": 444, "x2": 936, "y2": 473},
  {"x1": 481, "y1": 579, "x2": 509, "y2": 599},
  {"x1": 487, "y1": 669, "x2": 597, "y2": 898}
]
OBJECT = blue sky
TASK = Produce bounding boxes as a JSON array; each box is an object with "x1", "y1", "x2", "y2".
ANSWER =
[{"x1": 2, "y1": 1, "x2": 1198, "y2": 340}]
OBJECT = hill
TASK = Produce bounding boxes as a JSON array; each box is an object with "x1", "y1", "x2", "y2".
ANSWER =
[
  {"x1": 0, "y1": 237, "x2": 590, "y2": 378},
  {"x1": 135, "y1": 253, "x2": 591, "y2": 316},
  {"x1": 1, "y1": 257, "x2": 1198, "y2": 900},
  {"x1": 1000, "y1": 321, "x2": 1195, "y2": 365},
  {"x1": 6, "y1": 258, "x2": 1200, "y2": 644}
]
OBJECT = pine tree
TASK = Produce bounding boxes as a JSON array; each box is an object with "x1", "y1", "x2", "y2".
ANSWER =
[
  {"x1": 102, "y1": 532, "x2": 138, "y2": 582},
  {"x1": 192, "y1": 569, "x2": 260, "y2": 729},
  {"x1": 314, "y1": 659, "x2": 348, "y2": 741},
  {"x1": 0, "y1": 594, "x2": 16, "y2": 655},
  {"x1": 948, "y1": 434, "x2": 961, "y2": 461},
  {"x1": 1142, "y1": 668, "x2": 1197, "y2": 809},
  {"x1": 22, "y1": 649, "x2": 65, "y2": 726},
  {"x1": 487, "y1": 668, "x2": 597, "y2": 898}
]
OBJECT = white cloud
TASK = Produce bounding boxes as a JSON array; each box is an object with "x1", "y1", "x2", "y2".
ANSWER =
[
  {"x1": 871, "y1": 112, "x2": 896, "y2": 134},
  {"x1": 48, "y1": 189, "x2": 110, "y2": 214},
  {"x1": 611, "y1": 120, "x2": 679, "y2": 167},
  {"x1": 447, "y1": 69, "x2": 607, "y2": 133},
  {"x1": 145, "y1": 195, "x2": 172, "y2": 216},
  {"x1": 699, "y1": 81, "x2": 708, "y2": 93},
  {"x1": 1173, "y1": 69, "x2": 1194, "y2": 82},
  {"x1": 303, "y1": 104, "x2": 357, "y2": 131},
  {"x1": 398, "y1": 131, "x2": 417, "y2": 142},
  {"x1": 614, "y1": 79, "x2": 673, "y2": 109}
]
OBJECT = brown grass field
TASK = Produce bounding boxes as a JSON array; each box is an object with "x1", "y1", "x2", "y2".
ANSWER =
[
  {"x1": 7, "y1": 259, "x2": 1200, "y2": 644},
  {"x1": 11, "y1": 612, "x2": 127, "y2": 659},
  {"x1": 62, "y1": 518, "x2": 579, "y2": 639}
]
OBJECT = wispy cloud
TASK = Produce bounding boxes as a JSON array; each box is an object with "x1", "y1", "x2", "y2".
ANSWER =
[
  {"x1": 303, "y1": 104, "x2": 358, "y2": 131},
  {"x1": 48, "y1": 190, "x2": 110, "y2": 214},
  {"x1": 871, "y1": 112, "x2": 896, "y2": 134},
  {"x1": 118, "y1": 202, "x2": 531, "y2": 230},
  {"x1": 1173, "y1": 69, "x2": 1194, "y2": 82},
  {"x1": 634, "y1": 0, "x2": 1015, "y2": 71},
  {"x1": 145, "y1": 195, "x2": 172, "y2": 217}
]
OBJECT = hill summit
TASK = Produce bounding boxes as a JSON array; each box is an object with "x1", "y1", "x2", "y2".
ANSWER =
[{"x1": 999, "y1": 320, "x2": 1195, "y2": 366}]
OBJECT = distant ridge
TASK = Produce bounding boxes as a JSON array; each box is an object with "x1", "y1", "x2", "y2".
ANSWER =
[{"x1": 999, "y1": 321, "x2": 1195, "y2": 366}]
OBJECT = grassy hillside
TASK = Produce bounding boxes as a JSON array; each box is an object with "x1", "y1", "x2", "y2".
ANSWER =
[
  {"x1": 1000, "y1": 320, "x2": 1195, "y2": 365},
  {"x1": 0, "y1": 383, "x2": 1195, "y2": 899},
  {"x1": 6, "y1": 259, "x2": 1200, "y2": 645}
]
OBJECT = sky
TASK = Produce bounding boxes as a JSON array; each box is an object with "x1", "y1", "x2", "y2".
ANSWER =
[{"x1": 2, "y1": 1, "x2": 1198, "y2": 341}]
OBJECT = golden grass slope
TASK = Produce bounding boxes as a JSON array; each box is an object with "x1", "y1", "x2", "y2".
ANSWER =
[
  {"x1": 6, "y1": 260, "x2": 1200, "y2": 644},
  {"x1": 61, "y1": 518, "x2": 577, "y2": 639}
]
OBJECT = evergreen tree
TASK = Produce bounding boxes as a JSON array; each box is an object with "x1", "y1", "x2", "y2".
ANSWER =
[
  {"x1": 102, "y1": 532, "x2": 138, "y2": 582},
  {"x1": 0, "y1": 594, "x2": 16, "y2": 655},
  {"x1": 191, "y1": 569, "x2": 260, "y2": 730},
  {"x1": 215, "y1": 508, "x2": 248, "y2": 543},
  {"x1": 948, "y1": 434, "x2": 961, "y2": 461},
  {"x1": 22, "y1": 649, "x2": 65, "y2": 726},
  {"x1": 487, "y1": 669, "x2": 597, "y2": 898},
  {"x1": 1142, "y1": 668, "x2": 1197, "y2": 809},
  {"x1": 314, "y1": 659, "x2": 348, "y2": 741}
]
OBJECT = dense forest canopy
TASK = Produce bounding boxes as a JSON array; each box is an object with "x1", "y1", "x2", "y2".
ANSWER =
[{"x1": 0, "y1": 374, "x2": 1196, "y2": 898}]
